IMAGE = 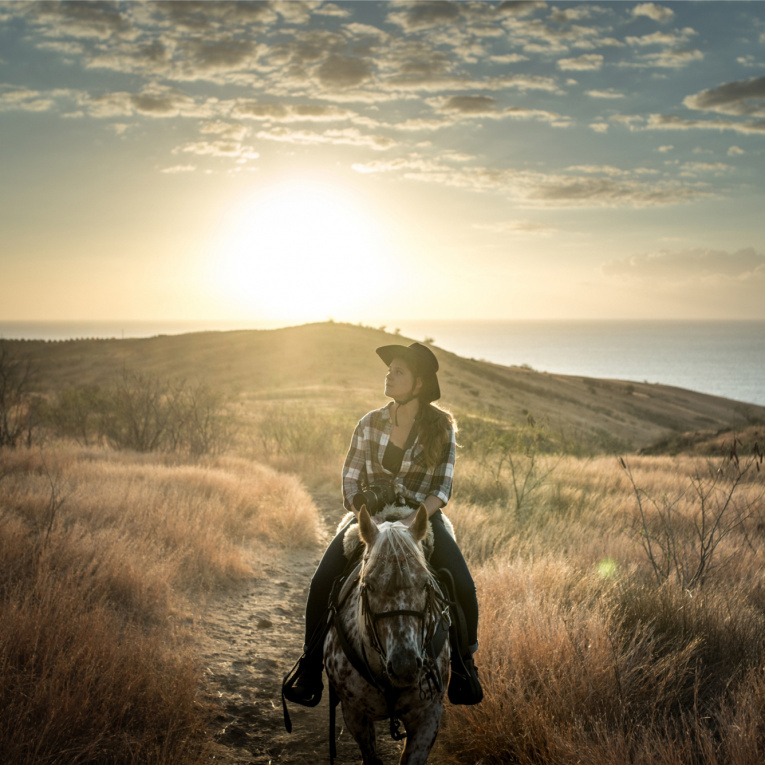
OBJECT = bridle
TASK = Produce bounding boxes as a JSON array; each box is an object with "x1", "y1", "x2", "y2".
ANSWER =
[
  {"x1": 359, "y1": 576, "x2": 449, "y2": 691},
  {"x1": 327, "y1": 533, "x2": 452, "y2": 749}
]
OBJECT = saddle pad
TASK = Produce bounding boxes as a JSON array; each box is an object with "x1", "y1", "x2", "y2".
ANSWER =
[{"x1": 339, "y1": 504, "x2": 455, "y2": 561}]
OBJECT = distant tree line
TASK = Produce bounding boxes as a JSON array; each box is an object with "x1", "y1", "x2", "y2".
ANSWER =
[
  {"x1": 0, "y1": 342, "x2": 230, "y2": 456},
  {"x1": 45, "y1": 370, "x2": 231, "y2": 456}
]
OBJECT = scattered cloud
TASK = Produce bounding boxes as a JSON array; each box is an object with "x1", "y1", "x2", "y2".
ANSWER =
[
  {"x1": 473, "y1": 220, "x2": 558, "y2": 237},
  {"x1": 684, "y1": 75, "x2": 765, "y2": 118},
  {"x1": 435, "y1": 94, "x2": 500, "y2": 115},
  {"x1": 160, "y1": 164, "x2": 196, "y2": 174},
  {"x1": 728, "y1": 145, "x2": 745, "y2": 156},
  {"x1": 603, "y1": 247, "x2": 765, "y2": 281},
  {"x1": 231, "y1": 100, "x2": 360, "y2": 123},
  {"x1": 631, "y1": 3, "x2": 675, "y2": 24},
  {"x1": 645, "y1": 113, "x2": 765, "y2": 135},
  {"x1": 256, "y1": 126, "x2": 395, "y2": 150},
  {"x1": 586, "y1": 88, "x2": 625, "y2": 99},
  {"x1": 557, "y1": 54, "x2": 604, "y2": 71},
  {"x1": 315, "y1": 54, "x2": 375, "y2": 89},
  {"x1": 625, "y1": 48, "x2": 704, "y2": 69},
  {"x1": 0, "y1": 86, "x2": 57, "y2": 112},
  {"x1": 174, "y1": 140, "x2": 259, "y2": 160},
  {"x1": 626, "y1": 29, "x2": 695, "y2": 47}
]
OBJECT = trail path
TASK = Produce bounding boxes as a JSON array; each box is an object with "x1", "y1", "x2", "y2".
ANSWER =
[{"x1": 197, "y1": 490, "x2": 405, "y2": 764}]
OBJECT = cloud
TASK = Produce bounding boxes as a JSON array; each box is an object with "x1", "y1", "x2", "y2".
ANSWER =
[
  {"x1": 315, "y1": 54, "x2": 375, "y2": 88},
  {"x1": 490, "y1": 53, "x2": 529, "y2": 64},
  {"x1": 586, "y1": 89, "x2": 625, "y2": 99},
  {"x1": 174, "y1": 140, "x2": 259, "y2": 160},
  {"x1": 0, "y1": 87, "x2": 57, "y2": 112},
  {"x1": 199, "y1": 120, "x2": 249, "y2": 141},
  {"x1": 683, "y1": 75, "x2": 765, "y2": 118},
  {"x1": 728, "y1": 145, "x2": 745, "y2": 156},
  {"x1": 315, "y1": 3, "x2": 352, "y2": 19},
  {"x1": 603, "y1": 247, "x2": 765, "y2": 281},
  {"x1": 256, "y1": 126, "x2": 396, "y2": 150},
  {"x1": 626, "y1": 48, "x2": 704, "y2": 69},
  {"x1": 626, "y1": 30, "x2": 695, "y2": 47},
  {"x1": 81, "y1": 88, "x2": 217, "y2": 119},
  {"x1": 473, "y1": 220, "x2": 558, "y2": 237},
  {"x1": 161, "y1": 164, "x2": 196, "y2": 174},
  {"x1": 231, "y1": 100, "x2": 359, "y2": 123},
  {"x1": 355, "y1": 158, "x2": 712, "y2": 209},
  {"x1": 387, "y1": 2, "x2": 465, "y2": 32},
  {"x1": 557, "y1": 54, "x2": 603, "y2": 71},
  {"x1": 631, "y1": 3, "x2": 675, "y2": 23},
  {"x1": 679, "y1": 161, "x2": 730, "y2": 177},
  {"x1": 644, "y1": 113, "x2": 765, "y2": 135},
  {"x1": 436, "y1": 95, "x2": 500, "y2": 114},
  {"x1": 22, "y1": 1, "x2": 135, "y2": 40}
]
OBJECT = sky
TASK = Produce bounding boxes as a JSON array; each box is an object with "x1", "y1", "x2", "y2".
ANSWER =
[{"x1": 1, "y1": 0, "x2": 764, "y2": 325}]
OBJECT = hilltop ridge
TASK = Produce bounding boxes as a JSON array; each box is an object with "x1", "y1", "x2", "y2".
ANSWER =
[{"x1": 9, "y1": 321, "x2": 764, "y2": 453}]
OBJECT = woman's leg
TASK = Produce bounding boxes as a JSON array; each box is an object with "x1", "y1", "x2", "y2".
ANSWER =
[
  {"x1": 429, "y1": 510, "x2": 483, "y2": 705},
  {"x1": 304, "y1": 520, "x2": 353, "y2": 645},
  {"x1": 429, "y1": 510, "x2": 479, "y2": 648},
  {"x1": 285, "y1": 518, "x2": 354, "y2": 706}
]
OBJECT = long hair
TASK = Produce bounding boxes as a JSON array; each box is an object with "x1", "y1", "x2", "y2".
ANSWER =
[{"x1": 418, "y1": 402, "x2": 456, "y2": 468}]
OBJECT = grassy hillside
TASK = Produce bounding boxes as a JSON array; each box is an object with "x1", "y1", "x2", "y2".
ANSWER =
[{"x1": 10, "y1": 321, "x2": 764, "y2": 453}]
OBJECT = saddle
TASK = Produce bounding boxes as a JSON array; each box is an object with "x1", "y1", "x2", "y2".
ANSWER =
[{"x1": 338, "y1": 504, "x2": 455, "y2": 562}]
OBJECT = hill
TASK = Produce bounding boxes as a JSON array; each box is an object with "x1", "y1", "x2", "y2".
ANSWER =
[{"x1": 9, "y1": 321, "x2": 764, "y2": 453}]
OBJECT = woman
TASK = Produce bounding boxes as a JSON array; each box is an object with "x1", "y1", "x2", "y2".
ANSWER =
[{"x1": 284, "y1": 342, "x2": 482, "y2": 706}]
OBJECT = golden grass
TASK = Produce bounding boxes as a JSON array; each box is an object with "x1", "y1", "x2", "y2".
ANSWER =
[
  {"x1": 0, "y1": 444, "x2": 322, "y2": 765},
  {"x1": 436, "y1": 453, "x2": 765, "y2": 764}
]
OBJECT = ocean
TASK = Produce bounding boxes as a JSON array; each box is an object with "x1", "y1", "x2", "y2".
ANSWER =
[{"x1": 2, "y1": 319, "x2": 764, "y2": 407}]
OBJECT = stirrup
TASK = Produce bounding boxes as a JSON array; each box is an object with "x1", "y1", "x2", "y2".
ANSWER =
[
  {"x1": 448, "y1": 654, "x2": 483, "y2": 706},
  {"x1": 283, "y1": 655, "x2": 324, "y2": 708}
]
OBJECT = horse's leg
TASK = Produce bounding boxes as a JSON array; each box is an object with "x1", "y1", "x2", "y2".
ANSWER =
[
  {"x1": 398, "y1": 701, "x2": 444, "y2": 765},
  {"x1": 341, "y1": 704, "x2": 383, "y2": 765}
]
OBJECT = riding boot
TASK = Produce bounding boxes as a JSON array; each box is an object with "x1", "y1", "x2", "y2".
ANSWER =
[
  {"x1": 448, "y1": 645, "x2": 483, "y2": 705},
  {"x1": 283, "y1": 643, "x2": 324, "y2": 707}
]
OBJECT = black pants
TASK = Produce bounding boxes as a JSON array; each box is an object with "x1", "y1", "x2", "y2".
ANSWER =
[{"x1": 304, "y1": 510, "x2": 479, "y2": 651}]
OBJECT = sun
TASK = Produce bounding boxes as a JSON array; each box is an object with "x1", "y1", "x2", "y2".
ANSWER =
[{"x1": 208, "y1": 180, "x2": 393, "y2": 323}]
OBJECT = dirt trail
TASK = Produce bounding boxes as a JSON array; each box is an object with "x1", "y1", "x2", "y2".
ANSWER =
[{"x1": 197, "y1": 490, "x2": 405, "y2": 764}]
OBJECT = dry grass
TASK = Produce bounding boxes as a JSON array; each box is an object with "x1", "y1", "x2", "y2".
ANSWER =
[
  {"x1": 0, "y1": 444, "x2": 321, "y2": 765},
  {"x1": 436, "y1": 453, "x2": 765, "y2": 764}
]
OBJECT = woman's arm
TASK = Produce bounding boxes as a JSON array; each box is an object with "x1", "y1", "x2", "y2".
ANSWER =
[{"x1": 342, "y1": 419, "x2": 367, "y2": 516}]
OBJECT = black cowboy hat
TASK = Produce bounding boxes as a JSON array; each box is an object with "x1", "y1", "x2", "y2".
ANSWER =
[{"x1": 376, "y1": 342, "x2": 441, "y2": 402}]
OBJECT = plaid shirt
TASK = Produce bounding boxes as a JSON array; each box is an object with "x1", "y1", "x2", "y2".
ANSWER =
[{"x1": 342, "y1": 402, "x2": 456, "y2": 512}]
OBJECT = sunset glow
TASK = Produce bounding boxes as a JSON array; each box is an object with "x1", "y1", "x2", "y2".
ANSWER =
[
  {"x1": 209, "y1": 182, "x2": 392, "y2": 322},
  {"x1": 1, "y1": 1, "x2": 764, "y2": 323}
]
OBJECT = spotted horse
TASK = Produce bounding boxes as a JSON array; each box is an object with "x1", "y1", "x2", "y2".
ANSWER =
[{"x1": 324, "y1": 505, "x2": 452, "y2": 765}]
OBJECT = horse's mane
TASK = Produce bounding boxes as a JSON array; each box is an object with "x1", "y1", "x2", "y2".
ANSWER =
[{"x1": 363, "y1": 522, "x2": 429, "y2": 579}]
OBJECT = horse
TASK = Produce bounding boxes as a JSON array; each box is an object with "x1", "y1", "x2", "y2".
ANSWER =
[{"x1": 324, "y1": 505, "x2": 452, "y2": 765}]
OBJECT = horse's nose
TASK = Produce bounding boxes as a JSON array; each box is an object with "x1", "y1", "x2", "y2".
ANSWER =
[{"x1": 386, "y1": 651, "x2": 422, "y2": 686}]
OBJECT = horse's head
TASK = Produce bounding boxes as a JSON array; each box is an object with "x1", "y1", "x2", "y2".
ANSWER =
[{"x1": 357, "y1": 505, "x2": 435, "y2": 688}]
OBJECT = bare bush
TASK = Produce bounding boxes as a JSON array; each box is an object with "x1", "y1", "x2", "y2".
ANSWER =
[
  {"x1": 620, "y1": 441, "x2": 764, "y2": 590},
  {"x1": 458, "y1": 414, "x2": 560, "y2": 521},
  {"x1": 0, "y1": 341, "x2": 35, "y2": 449},
  {"x1": 45, "y1": 370, "x2": 231, "y2": 456}
]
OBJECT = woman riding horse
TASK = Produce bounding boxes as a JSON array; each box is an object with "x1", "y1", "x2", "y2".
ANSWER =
[{"x1": 285, "y1": 341, "x2": 482, "y2": 707}]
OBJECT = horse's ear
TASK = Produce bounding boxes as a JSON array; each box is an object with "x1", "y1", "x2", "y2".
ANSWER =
[
  {"x1": 409, "y1": 504, "x2": 429, "y2": 544},
  {"x1": 358, "y1": 506, "x2": 378, "y2": 547}
]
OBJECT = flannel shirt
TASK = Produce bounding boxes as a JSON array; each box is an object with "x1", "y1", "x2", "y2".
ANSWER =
[{"x1": 342, "y1": 402, "x2": 456, "y2": 512}]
